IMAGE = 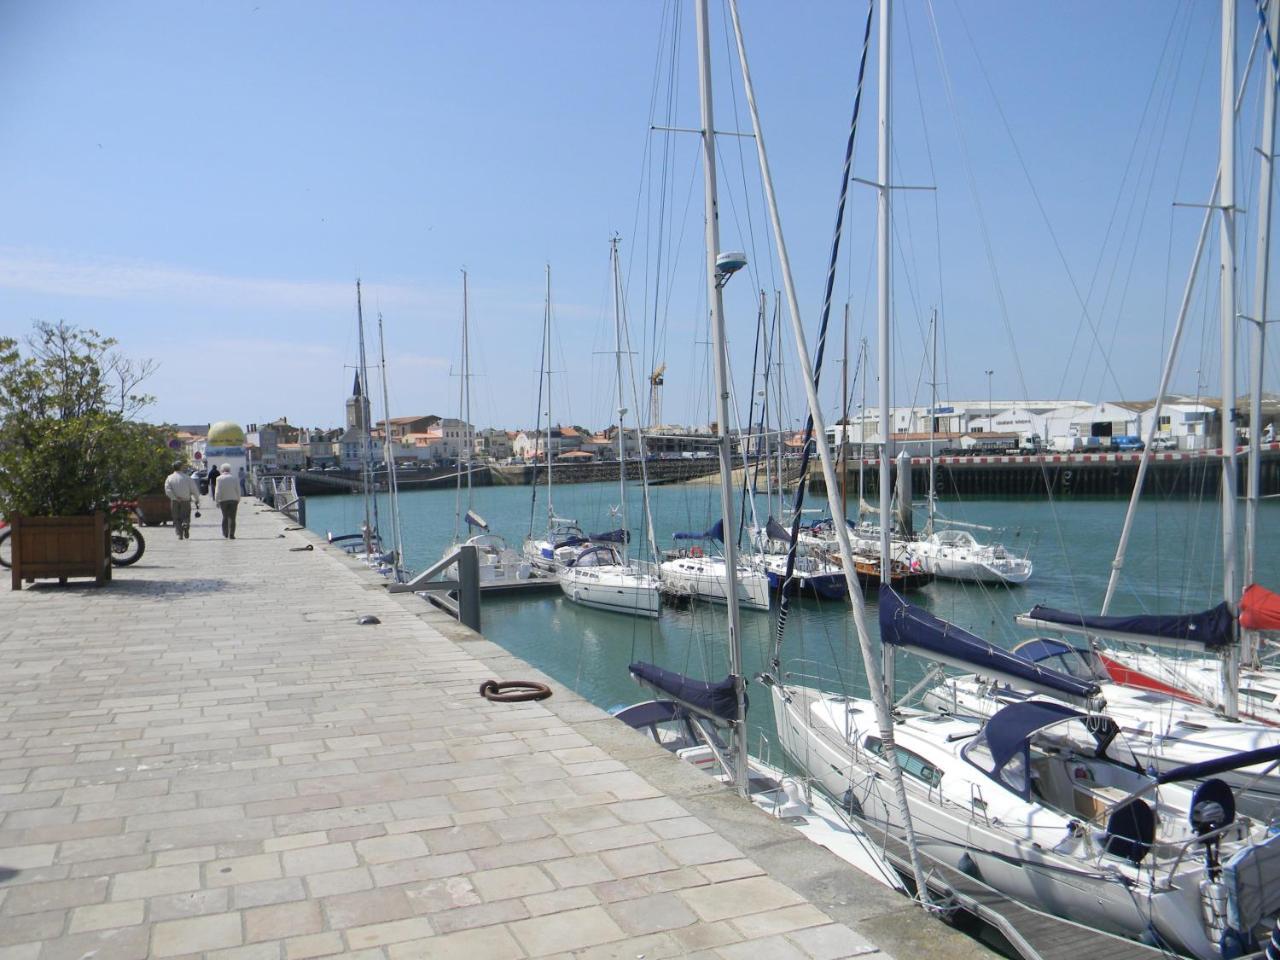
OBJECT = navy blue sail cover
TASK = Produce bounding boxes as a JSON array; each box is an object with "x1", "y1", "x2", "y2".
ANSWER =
[
  {"x1": 628, "y1": 662, "x2": 742, "y2": 722},
  {"x1": 1156, "y1": 744, "x2": 1280, "y2": 785},
  {"x1": 1026, "y1": 602, "x2": 1234, "y2": 650},
  {"x1": 589, "y1": 528, "x2": 630, "y2": 544},
  {"x1": 552, "y1": 535, "x2": 588, "y2": 550},
  {"x1": 673, "y1": 518, "x2": 724, "y2": 542},
  {"x1": 879, "y1": 587, "x2": 1102, "y2": 702}
]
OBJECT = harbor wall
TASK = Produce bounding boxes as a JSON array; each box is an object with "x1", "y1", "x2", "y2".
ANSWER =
[{"x1": 808, "y1": 444, "x2": 1280, "y2": 499}]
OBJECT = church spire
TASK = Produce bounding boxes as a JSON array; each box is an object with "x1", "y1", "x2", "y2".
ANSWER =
[{"x1": 352, "y1": 371, "x2": 363, "y2": 398}]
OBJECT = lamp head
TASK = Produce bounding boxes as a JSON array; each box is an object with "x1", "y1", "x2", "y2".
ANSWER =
[{"x1": 715, "y1": 251, "x2": 748, "y2": 286}]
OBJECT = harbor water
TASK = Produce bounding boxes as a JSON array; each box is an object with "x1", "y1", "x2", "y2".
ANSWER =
[{"x1": 304, "y1": 480, "x2": 1279, "y2": 762}]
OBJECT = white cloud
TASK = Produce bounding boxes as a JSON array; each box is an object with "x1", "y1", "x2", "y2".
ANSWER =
[{"x1": 0, "y1": 247, "x2": 453, "y2": 314}]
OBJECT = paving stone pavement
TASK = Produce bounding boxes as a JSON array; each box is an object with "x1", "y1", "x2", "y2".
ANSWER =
[{"x1": 0, "y1": 501, "x2": 991, "y2": 959}]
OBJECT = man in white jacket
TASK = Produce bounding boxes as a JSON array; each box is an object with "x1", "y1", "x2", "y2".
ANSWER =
[
  {"x1": 163, "y1": 462, "x2": 201, "y2": 540},
  {"x1": 213, "y1": 463, "x2": 242, "y2": 539}
]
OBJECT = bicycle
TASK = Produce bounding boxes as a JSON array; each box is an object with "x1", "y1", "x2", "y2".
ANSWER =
[{"x1": 0, "y1": 501, "x2": 146, "y2": 569}]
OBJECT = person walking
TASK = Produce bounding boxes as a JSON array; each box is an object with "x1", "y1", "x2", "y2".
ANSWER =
[
  {"x1": 163, "y1": 461, "x2": 200, "y2": 539},
  {"x1": 214, "y1": 463, "x2": 242, "y2": 539}
]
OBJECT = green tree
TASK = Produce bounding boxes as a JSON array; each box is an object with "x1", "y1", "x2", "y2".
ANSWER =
[{"x1": 0, "y1": 321, "x2": 171, "y2": 516}]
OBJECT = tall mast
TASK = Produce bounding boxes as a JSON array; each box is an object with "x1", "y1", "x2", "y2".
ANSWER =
[
  {"x1": 610, "y1": 237, "x2": 630, "y2": 564},
  {"x1": 545, "y1": 265, "x2": 555, "y2": 525},
  {"x1": 928, "y1": 308, "x2": 937, "y2": 530},
  {"x1": 452, "y1": 272, "x2": 467, "y2": 544},
  {"x1": 841, "y1": 303, "x2": 849, "y2": 519},
  {"x1": 1245, "y1": 0, "x2": 1277, "y2": 667},
  {"x1": 725, "y1": 0, "x2": 930, "y2": 900},
  {"x1": 694, "y1": 0, "x2": 749, "y2": 799},
  {"x1": 860, "y1": 337, "x2": 867, "y2": 509},
  {"x1": 463, "y1": 273, "x2": 473, "y2": 510},
  {"x1": 1219, "y1": 0, "x2": 1240, "y2": 719},
  {"x1": 877, "y1": 0, "x2": 894, "y2": 697},
  {"x1": 376, "y1": 312, "x2": 404, "y2": 580},
  {"x1": 355, "y1": 279, "x2": 375, "y2": 559}
]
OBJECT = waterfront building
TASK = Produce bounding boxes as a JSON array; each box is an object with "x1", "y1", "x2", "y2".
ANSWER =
[
  {"x1": 474, "y1": 427, "x2": 515, "y2": 461},
  {"x1": 512, "y1": 426, "x2": 583, "y2": 461},
  {"x1": 377, "y1": 414, "x2": 438, "y2": 442}
]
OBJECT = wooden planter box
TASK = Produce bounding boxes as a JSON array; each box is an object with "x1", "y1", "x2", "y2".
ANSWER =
[
  {"x1": 136, "y1": 494, "x2": 172, "y2": 526},
  {"x1": 10, "y1": 513, "x2": 111, "y2": 590}
]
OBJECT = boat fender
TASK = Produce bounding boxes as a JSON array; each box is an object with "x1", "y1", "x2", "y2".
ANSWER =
[
  {"x1": 479, "y1": 679, "x2": 553, "y2": 703},
  {"x1": 956, "y1": 852, "x2": 980, "y2": 879}
]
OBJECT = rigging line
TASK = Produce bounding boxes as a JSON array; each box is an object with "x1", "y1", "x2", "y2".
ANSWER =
[
  {"x1": 899, "y1": 1, "x2": 949, "y2": 389},
  {"x1": 770, "y1": 0, "x2": 874, "y2": 668},
  {"x1": 1053, "y1": 0, "x2": 1190, "y2": 400},
  {"x1": 921, "y1": 0, "x2": 1087, "y2": 614},
  {"x1": 737, "y1": 293, "x2": 767, "y2": 547},
  {"x1": 947, "y1": 2, "x2": 1128, "y2": 403},
  {"x1": 1079, "y1": 3, "x2": 1198, "y2": 403},
  {"x1": 647, "y1": 3, "x2": 684, "y2": 413},
  {"x1": 718, "y1": 0, "x2": 771, "y2": 295},
  {"x1": 627, "y1": 0, "x2": 676, "y2": 351}
]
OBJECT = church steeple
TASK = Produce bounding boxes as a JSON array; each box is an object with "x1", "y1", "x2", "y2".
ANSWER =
[{"x1": 346, "y1": 371, "x2": 370, "y2": 432}]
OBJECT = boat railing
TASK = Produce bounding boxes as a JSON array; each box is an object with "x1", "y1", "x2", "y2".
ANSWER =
[
  {"x1": 258, "y1": 474, "x2": 306, "y2": 526},
  {"x1": 388, "y1": 544, "x2": 482, "y2": 632}
]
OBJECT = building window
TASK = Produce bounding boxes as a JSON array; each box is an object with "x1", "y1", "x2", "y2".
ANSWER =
[{"x1": 1158, "y1": 416, "x2": 1171, "y2": 430}]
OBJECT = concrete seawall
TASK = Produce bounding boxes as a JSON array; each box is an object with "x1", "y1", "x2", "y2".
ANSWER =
[{"x1": 0, "y1": 501, "x2": 991, "y2": 959}]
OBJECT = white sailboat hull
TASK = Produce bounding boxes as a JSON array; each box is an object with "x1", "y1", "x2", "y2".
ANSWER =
[
  {"x1": 658, "y1": 556, "x2": 770, "y2": 611},
  {"x1": 558, "y1": 565, "x2": 661, "y2": 618},
  {"x1": 771, "y1": 684, "x2": 1270, "y2": 959}
]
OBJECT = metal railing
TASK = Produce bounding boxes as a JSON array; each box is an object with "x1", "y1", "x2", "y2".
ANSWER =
[
  {"x1": 388, "y1": 544, "x2": 481, "y2": 632},
  {"x1": 258, "y1": 474, "x2": 306, "y2": 526}
]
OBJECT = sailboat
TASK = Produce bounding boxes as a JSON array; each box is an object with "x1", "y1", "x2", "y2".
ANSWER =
[
  {"x1": 557, "y1": 239, "x2": 661, "y2": 618},
  {"x1": 659, "y1": 517, "x2": 771, "y2": 611},
  {"x1": 522, "y1": 267, "x2": 588, "y2": 573},
  {"x1": 439, "y1": 271, "x2": 533, "y2": 586},
  {"x1": 618, "y1": 0, "x2": 903, "y2": 896},
  {"x1": 910, "y1": 312, "x2": 1032, "y2": 585},
  {"x1": 920, "y1": 636, "x2": 1280, "y2": 820},
  {"x1": 1014, "y1": 0, "x2": 1280, "y2": 727},
  {"x1": 757, "y1": 0, "x2": 1280, "y2": 953},
  {"x1": 328, "y1": 279, "x2": 397, "y2": 575}
]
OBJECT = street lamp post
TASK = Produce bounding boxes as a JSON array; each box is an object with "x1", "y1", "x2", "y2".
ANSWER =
[{"x1": 985, "y1": 370, "x2": 994, "y2": 431}]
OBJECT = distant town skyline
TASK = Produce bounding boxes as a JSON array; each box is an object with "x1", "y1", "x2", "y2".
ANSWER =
[{"x1": 3, "y1": 2, "x2": 1273, "y2": 435}]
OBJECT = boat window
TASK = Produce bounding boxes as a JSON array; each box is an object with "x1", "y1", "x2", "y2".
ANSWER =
[
  {"x1": 1241, "y1": 688, "x2": 1277, "y2": 705},
  {"x1": 1175, "y1": 720, "x2": 1208, "y2": 732},
  {"x1": 862, "y1": 737, "x2": 942, "y2": 787}
]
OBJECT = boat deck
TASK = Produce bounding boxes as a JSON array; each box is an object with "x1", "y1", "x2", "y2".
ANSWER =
[{"x1": 870, "y1": 830, "x2": 1171, "y2": 960}]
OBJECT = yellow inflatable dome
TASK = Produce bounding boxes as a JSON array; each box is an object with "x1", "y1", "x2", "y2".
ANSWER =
[{"x1": 207, "y1": 421, "x2": 246, "y2": 446}]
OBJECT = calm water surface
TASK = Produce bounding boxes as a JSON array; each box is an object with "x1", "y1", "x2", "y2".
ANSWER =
[{"x1": 305, "y1": 480, "x2": 1280, "y2": 762}]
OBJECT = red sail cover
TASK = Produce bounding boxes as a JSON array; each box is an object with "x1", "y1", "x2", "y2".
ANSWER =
[{"x1": 1241, "y1": 584, "x2": 1280, "y2": 631}]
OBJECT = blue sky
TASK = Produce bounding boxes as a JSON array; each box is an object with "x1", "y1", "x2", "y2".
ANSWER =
[{"x1": 1, "y1": 1, "x2": 1271, "y2": 433}]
